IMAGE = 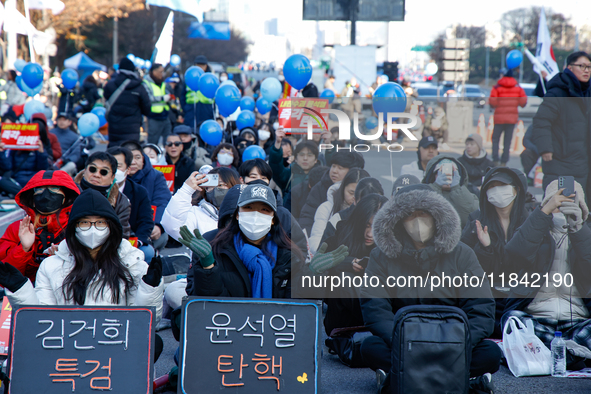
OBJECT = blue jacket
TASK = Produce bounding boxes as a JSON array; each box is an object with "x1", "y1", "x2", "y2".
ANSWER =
[
  {"x1": 121, "y1": 178, "x2": 154, "y2": 245},
  {"x1": 3, "y1": 149, "x2": 49, "y2": 187},
  {"x1": 129, "y1": 153, "x2": 171, "y2": 224},
  {"x1": 50, "y1": 127, "x2": 81, "y2": 163}
]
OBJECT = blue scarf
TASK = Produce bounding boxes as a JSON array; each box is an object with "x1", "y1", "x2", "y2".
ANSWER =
[{"x1": 233, "y1": 233, "x2": 278, "y2": 298}]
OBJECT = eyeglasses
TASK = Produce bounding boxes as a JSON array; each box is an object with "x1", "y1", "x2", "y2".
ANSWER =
[
  {"x1": 33, "y1": 186, "x2": 61, "y2": 195},
  {"x1": 166, "y1": 141, "x2": 183, "y2": 147},
  {"x1": 77, "y1": 220, "x2": 108, "y2": 231},
  {"x1": 87, "y1": 165, "x2": 110, "y2": 176},
  {"x1": 571, "y1": 64, "x2": 591, "y2": 72}
]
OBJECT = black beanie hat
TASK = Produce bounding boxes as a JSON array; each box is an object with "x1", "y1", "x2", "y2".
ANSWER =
[
  {"x1": 119, "y1": 57, "x2": 135, "y2": 72},
  {"x1": 68, "y1": 189, "x2": 122, "y2": 234}
]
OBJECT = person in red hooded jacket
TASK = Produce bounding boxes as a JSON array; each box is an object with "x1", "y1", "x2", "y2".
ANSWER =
[
  {"x1": 489, "y1": 68, "x2": 527, "y2": 167},
  {"x1": 0, "y1": 170, "x2": 80, "y2": 283}
]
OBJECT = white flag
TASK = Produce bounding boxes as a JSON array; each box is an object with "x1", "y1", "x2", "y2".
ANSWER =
[
  {"x1": 154, "y1": 11, "x2": 174, "y2": 66},
  {"x1": 534, "y1": 8, "x2": 559, "y2": 80}
]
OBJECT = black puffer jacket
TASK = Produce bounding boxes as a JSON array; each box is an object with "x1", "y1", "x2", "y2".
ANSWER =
[
  {"x1": 360, "y1": 185, "x2": 495, "y2": 349},
  {"x1": 104, "y1": 71, "x2": 151, "y2": 145},
  {"x1": 531, "y1": 69, "x2": 591, "y2": 192},
  {"x1": 299, "y1": 171, "x2": 334, "y2": 233},
  {"x1": 504, "y1": 207, "x2": 591, "y2": 315},
  {"x1": 457, "y1": 150, "x2": 494, "y2": 188}
]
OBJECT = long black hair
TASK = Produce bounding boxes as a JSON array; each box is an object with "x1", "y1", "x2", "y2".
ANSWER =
[
  {"x1": 331, "y1": 168, "x2": 370, "y2": 215},
  {"x1": 62, "y1": 217, "x2": 134, "y2": 305},
  {"x1": 335, "y1": 194, "x2": 388, "y2": 258},
  {"x1": 211, "y1": 207, "x2": 304, "y2": 263}
]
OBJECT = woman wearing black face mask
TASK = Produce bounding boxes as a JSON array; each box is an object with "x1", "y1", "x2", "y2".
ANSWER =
[
  {"x1": 0, "y1": 170, "x2": 80, "y2": 283},
  {"x1": 161, "y1": 167, "x2": 240, "y2": 246}
]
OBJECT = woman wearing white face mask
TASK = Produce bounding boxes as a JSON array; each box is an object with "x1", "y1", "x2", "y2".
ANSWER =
[
  {"x1": 178, "y1": 184, "x2": 303, "y2": 298},
  {"x1": 461, "y1": 167, "x2": 530, "y2": 336},
  {"x1": 211, "y1": 143, "x2": 240, "y2": 170},
  {"x1": 0, "y1": 188, "x2": 164, "y2": 318}
]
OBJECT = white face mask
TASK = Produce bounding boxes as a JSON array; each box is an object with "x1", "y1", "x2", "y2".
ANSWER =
[
  {"x1": 115, "y1": 169, "x2": 127, "y2": 184},
  {"x1": 220, "y1": 75, "x2": 228, "y2": 82},
  {"x1": 258, "y1": 129, "x2": 271, "y2": 141},
  {"x1": 149, "y1": 157, "x2": 159, "y2": 166},
  {"x1": 273, "y1": 122, "x2": 279, "y2": 130},
  {"x1": 75, "y1": 227, "x2": 110, "y2": 250},
  {"x1": 238, "y1": 211, "x2": 273, "y2": 241},
  {"x1": 552, "y1": 212, "x2": 567, "y2": 231},
  {"x1": 486, "y1": 185, "x2": 516, "y2": 208},
  {"x1": 278, "y1": 75, "x2": 285, "y2": 82},
  {"x1": 403, "y1": 215, "x2": 435, "y2": 244},
  {"x1": 217, "y1": 152, "x2": 234, "y2": 166}
]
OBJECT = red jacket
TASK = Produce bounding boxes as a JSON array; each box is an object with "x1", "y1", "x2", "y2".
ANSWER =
[
  {"x1": 0, "y1": 170, "x2": 80, "y2": 283},
  {"x1": 489, "y1": 77, "x2": 527, "y2": 124}
]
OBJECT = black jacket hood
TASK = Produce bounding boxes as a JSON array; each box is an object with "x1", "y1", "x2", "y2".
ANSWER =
[
  {"x1": 373, "y1": 185, "x2": 461, "y2": 259},
  {"x1": 422, "y1": 154, "x2": 470, "y2": 186},
  {"x1": 479, "y1": 167, "x2": 527, "y2": 211},
  {"x1": 68, "y1": 189, "x2": 122, "y2": 234}
]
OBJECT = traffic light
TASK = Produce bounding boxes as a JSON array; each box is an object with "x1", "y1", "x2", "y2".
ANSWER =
[{"x1": 383, "y1": 61, "x2": 399, "y2": 82}]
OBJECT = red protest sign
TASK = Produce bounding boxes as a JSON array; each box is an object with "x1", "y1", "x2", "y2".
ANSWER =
[
  {"x1": 1, "y1": 123, "x2": 40, "y2": 150},
  {"x1": 153, "y1": 165, "x2": 175, "y2": 192},
  {"x1": 0, "y1": 297, "x2": 12, "y2": 355},
  {"x1": 277, "y1": 98, "x2": 329, "y2": 135}
]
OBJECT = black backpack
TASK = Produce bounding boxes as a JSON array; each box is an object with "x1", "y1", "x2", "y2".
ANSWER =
[{"x1": 390, "y1": 305, "x2": 471, "y2": 394}]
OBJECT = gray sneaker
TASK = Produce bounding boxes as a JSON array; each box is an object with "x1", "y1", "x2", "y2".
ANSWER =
[
  {"x1": 469, "y1": 372, "x2": 494, "y2": 394},
  {"x1": 376, "y1": 369, "x2": 388, "y2": 394}
]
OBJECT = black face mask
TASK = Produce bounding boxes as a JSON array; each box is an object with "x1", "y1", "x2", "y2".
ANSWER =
[
  {"x1": 34, "y1": 189, "x2": 64, "y2": 214},
  {"x1": 206, "y1": 188, "x2": 229, "y2": 208},
  {"x1": 182, "y1": 141, "x2": 193, "y2": 153}
]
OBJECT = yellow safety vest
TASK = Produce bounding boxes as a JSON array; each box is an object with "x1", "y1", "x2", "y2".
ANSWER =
[
  {"x1": 149, "y1": 82, "x2": 170, "y2": 113},
  {"x1": 186, "y1": 87, "x2": 213, "y2": 105}
]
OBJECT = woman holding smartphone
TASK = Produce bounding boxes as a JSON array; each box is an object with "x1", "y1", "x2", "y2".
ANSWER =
[{"x1": 161, "y1": 167, "x2": 240, "y2": 244}]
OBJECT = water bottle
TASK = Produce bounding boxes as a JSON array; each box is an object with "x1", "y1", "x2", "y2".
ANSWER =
[{"x1": 551, "y1": 331, "x2": 567, "y2": 377}]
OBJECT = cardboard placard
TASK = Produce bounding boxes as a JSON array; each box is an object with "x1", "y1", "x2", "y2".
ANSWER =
[
  {"x1": 129, "y1": 237, "x2": 139, "y2": 248},
  {"x1": 1, "y1": 123, "x2": 40, "y2": 150},
  {"x1": 151, "y1": 205, "x2": 157, "y2": 222},
  {"x1": 179, "y1": 297, "x2": 321, "y2": 394},
  {"x1": 153, "y1": 165, "x2": 175, "y2": 192},
  {"x1": 8, "y1": 306, "x2": 155, "y2": 393},
  {"x1": 0, "y1": 297, "x2": 11, "y2": 355},
  {"x1": 277, "y1": 98, "x2": 329, "y2": 135}
]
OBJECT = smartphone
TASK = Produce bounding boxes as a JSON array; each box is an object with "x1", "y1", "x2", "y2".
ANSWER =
[
  {"x1": 357, "y1": 257, "x2": 370, "y2": 269},
  {"x1": 558, "y1": 176, "x2": 575, "y2": 197},
  {"x1": 441, "y1": 163, "x2": 453, "y2": 177},
  {"x1": 200, "y1": 173, "x2": 219, "y2": 187}
]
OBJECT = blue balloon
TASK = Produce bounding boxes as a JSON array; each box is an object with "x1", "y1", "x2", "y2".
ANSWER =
[
  {"x1": 242, "y1": 145, "x2": 266, "y2": 162},
  {"x1": 24, "y1": 100, "x2": 45, "y2": 121},
  {"x1": 372, "y1": 82, "x2": 407, "y2": 121},
  {"x1": 199, "y1": 119, "x2": 223, "y2": 146},
  {"x1": 365, "y1": 116, "x2": 378, "y2": 130},
  {"x1": 260, "y1": 78, "x2": 282, "y2": 102},
  {"x1": 283, "y1": 54, "x2": 312, "y2": 90},
  {"x1": 170, "y1": 54, "x2": 181, "y2": 66},
  {"x1": 221, "y1": 80, "x2": 237, "y2": 88},
  {"x1": 61, "y1": 69, "x2": 79, "y2": 90},
  {"x1": 320, "y1": 89, "x2": 335, "y2": 104},
  {"x1": 22, "y1": 63, "x2": 44, "y2": 89},
  {"x1": 215, "y1": 84, "x2": 241, "y2": 117},
  {"x1": 144, "y1": 60, "x2": 152, "y2": 70},
  {"x1": 256, "y1": 98, "x2": 272, "y2": 115},
  {"x1": 14, "y1": 59, "x2": 26, "y2": 73},
  {"x1": 198, "y1": 73, "x2": 220, "y2": 99},
  {"x1": 19, "y1": 79, "x2": 42, "y2": 97},
  {"x1": 78, "y1": 113, "x2": 100, "y2": 137},
  {"x1": 240, "y1": 96, "x2": 255, "y2": 111},
  {"x1": 185, "y1": 66, "x2": 204, "y2": 91},
  {"x1": 127, "y1": 54, "x2": 135, "y2": 61},
  {"x1": 236, "y1": 110, "x2": 256, "y2": 130},
  {"x1": 506, "y1": 49, "x2": 523, "y2": 69},
  {"x1": 91, "y1": 107, "x2": 107, "y2": 128}
]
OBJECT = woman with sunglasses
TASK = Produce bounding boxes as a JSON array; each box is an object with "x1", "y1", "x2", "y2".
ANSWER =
[
  {"x1": 161, "y1": 167, "x2": 240, "y2": 245},
  {"x1": 0, "y1": 188, "x2": 163, "y2": 315},
  {"x1": 0, "y1": 170, "x2": 80, "y2": 283},
  {"x1": 162, "y1": 135, "x2": 196, "y2": 192}
]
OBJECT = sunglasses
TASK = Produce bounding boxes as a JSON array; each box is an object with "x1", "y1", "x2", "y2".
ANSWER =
[
  {"x1": 166, "y1": 141, "x2": 183, "y2": 147},
  {"x1": 87, "y1": 165, "x2": 110, "y2": 176},
  {"x1": 34, "y1": 186, "x2": 61, "y2": 195}
]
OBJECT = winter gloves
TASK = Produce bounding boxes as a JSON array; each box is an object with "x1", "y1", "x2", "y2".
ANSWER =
[
  {"x1": 0, "y1": 262, "x2": 28, "y2": 293},
  {"x1": 142, "y1": 256, "x2": 163, "y2": 288},
  {"x1": 309, "y1": 243, "x2": 349, "y2": 274},
  {"x1": 178, "y1": 226, "x2": 215, "y2": 268},
  {"x1": 559, "y1": 201, "x2": 584, "y2": 233}
]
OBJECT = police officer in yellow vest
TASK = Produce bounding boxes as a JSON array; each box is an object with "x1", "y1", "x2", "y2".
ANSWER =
[
  {"x1": 180, "y1": 55, "x2": 215, "y2": 132},
  {"x1": 143, "y1": 63, "x2": 172, "y2": 145}
]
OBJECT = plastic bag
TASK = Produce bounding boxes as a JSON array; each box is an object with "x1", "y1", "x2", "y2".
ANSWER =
[{"x1": 502, "y1": 316, "x2": 551, "y2": 377}]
